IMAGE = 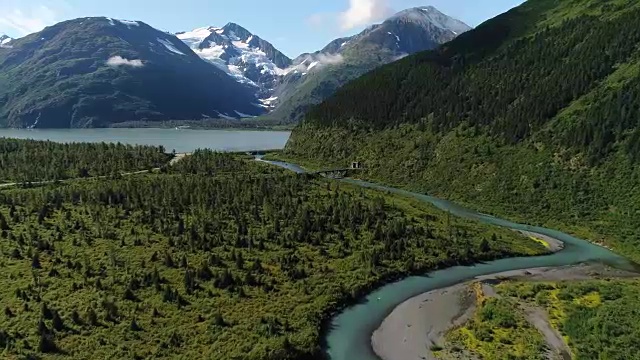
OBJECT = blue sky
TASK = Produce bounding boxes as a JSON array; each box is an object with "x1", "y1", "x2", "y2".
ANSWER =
[{"x1": 0, "y1": 0, "x2": 524, "y2": 57}]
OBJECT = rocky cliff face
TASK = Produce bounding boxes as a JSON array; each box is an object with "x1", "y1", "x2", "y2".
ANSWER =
[{"x1": 177, "y1": 22, "x2": 291, "y2": 101}]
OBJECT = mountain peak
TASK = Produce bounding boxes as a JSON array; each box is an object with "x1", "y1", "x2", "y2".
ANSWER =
[
  {"x1": 0, "y1": 34, "x2": 11, "y2": 48},
  {"x1": 388, "y1": 5, "x2": 472, "y2": 35},
  {"x1": 415, "y1": 5, "x2": 438, "y2": 13},
  {"x1": 221, "y1": 22, "x2": 253, "y2": 41},
  {"x1": 177, "y1": 22, "x2": 291, "y2": 98},
  {"x1": 223, "y1": 22, "x2": 246, "y2": 30}
]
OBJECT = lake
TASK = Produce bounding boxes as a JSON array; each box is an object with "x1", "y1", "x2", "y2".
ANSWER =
[{"x1": 0, "y1": 128, "x2": 291, "y2": 153}]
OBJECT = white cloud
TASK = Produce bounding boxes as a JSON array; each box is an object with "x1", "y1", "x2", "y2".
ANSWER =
[
  {"x1": 392, "y1": 53, "x2": 409, "y2": 61},
  {"x1": 286, "y1": 53, "x2": 345, "y2": 73},
  {"x1": 106, "y1": 56, "x2": 144, "y2": 67},
  {"x1": 313, "y1": 53, "x2": 345, "y2": 65},
  {"x1": 0, "y1": 4, "x2": 61, "y2": 36},
  {"x1": 338, "y1": 0, "x2": 394, "y2": 30}
]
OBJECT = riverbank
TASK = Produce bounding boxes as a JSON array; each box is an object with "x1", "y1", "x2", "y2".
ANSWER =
[
  {"x1": 517, "y1": 230, "x2": 564, "y2": 252},
  {"x1": 372, "y1": 263, "x2": 638, "y2": 360}
]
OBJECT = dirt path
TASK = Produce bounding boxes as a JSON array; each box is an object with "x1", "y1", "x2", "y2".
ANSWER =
[
  {"x1": 0, "y1": 152, "x2": 191, "y2": 189},
  {"x1": 520, "y1": 304, "x2": 572, "y2": 360},
  {"x1": 169, "y1": 152, "x2": 190, "y2": 165}
]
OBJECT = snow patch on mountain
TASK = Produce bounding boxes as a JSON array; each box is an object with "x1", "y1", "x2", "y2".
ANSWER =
[
  {"x1": 217, "y1": 112, "x2": 236, "y2": 120},
  {"x1": 259, "y1": 96, "x2": 278, "y2": 108},
  {"x1": 105, "y1": 18, "x2": 140, "y2": 28},
  {"x1": 235, "y1": 110, "x2": 255, "y2": 118},
  {"x1": 390, "y1": 6, "x2": 472, "y2": 36},
  {"x1": 177, "y1": 23, "x2": 291, "y2": 100},
  {"x1": 177, "y1": 26, "x2": 287, "y2": 79},
  {"x1": 0, "y1": 35, "x2": 12, "y2": 48},
  {"x1": 118, "y1": 19, "x2": 140, "y2": 27},
  {"x1": 157, "y1": 38, "x2": 186, "y2": 56},
  {"x1": 177, "y1": 27, "x2": 218, "y2": 47}
]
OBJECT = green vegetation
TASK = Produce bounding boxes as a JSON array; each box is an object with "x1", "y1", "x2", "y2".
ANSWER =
[
  {"x1": 0, "y1": 145, "x2": 546, "y2": 359},
  {"x1": 166, "y1": 149, "x2": 283, "y2": 177},
  {"x1": 285, "y1": 0, "x2": 640, "y2": 262},
  {"x1": 444, "y1": 284, "x2": 546, "y2": 360},
  {"x1": 267, "y1": 8, "x2": 463, "y2": 124},
  {"x1": 0, "y1": 138, "x2": 171, "y2": 182},
  {"x1": 496, "y1": 279, "x2": 640, "y2": 360}
]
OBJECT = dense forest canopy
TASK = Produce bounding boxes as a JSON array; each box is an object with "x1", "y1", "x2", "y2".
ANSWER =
[
  {"x1": 497, "y1": 279, "x2": 640, "y2": 360},
  {"x1": 0, "y1": 143, "x2": 545, "y2": 359},
  {"x1": 284, "y1": 0, "x2": 640, "y2": 263},
  {"x1": 303, "y1": 0, "x2": 640, "y2": 161},
  {"x1": 0, "y1": 138, "x2": 170, "y2": 182}
]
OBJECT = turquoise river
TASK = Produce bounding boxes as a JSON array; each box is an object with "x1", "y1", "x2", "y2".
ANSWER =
[
  {"x1": 259, "y1": 159, "x2": 636, "y2": 360},
  {"x1": 1, "y1": 131, "x2": 633, "y2": 360}
]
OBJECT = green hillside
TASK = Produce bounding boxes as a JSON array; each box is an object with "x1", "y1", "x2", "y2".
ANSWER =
[
  {"x1": 0, "y1": 145, "x2": 545, "y2": 359},
  {"x1": 266, "y1": 7, "x2": 469, "y2": 124},
  {"x1": 284, "y1": 0, "x2": 640, "y2": 261}
]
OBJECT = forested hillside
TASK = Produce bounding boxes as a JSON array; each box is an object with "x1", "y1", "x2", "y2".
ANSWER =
[
  {"x1": 266, "y1": 6, "x2": 470, "y2": 124},
  {"x1": 0, "y1": 138, "x2": 170, "y2": 182},
  {"x1": 285, "y1": 0, "x2": 640, "y2": 261},
  {"x1": 446, "y1": 279, "x2": 640, "y2": 360},
  {"x1": 0, "y1": 145, "x2": 545, "y2": 359}
]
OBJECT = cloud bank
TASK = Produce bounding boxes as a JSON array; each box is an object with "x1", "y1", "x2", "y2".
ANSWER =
[
  {"x1": 339, "y1": 0, "x2": 394, "y2": 30},
  {"x1": 0, "y1": 5, "x2": 58, "y2": 35},
  {"x1": 287, "y1": 53, "x2": 344, "y2": 73},
  {"x1": 0, "y1": 1, "x2": 70, "y2": 36},
  {"x1": 106, "y1": 56, "x2": 144, "y2": 67}
]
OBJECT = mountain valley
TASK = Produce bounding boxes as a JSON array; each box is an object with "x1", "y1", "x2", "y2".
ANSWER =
[{"x1": 0, "y1": 6, "x2": 470, "y2": 127}]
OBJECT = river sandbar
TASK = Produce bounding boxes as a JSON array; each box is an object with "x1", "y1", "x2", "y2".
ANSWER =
[{"x1": 371, "y1": 263, "x2": 637, "y2": 360}]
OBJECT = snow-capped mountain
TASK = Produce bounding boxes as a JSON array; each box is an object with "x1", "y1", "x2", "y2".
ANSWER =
[
  {"x1": 267, "y1": 6, "x2": 471, "y2": 123},
  {"x1": 0, "y1": 6, "x2": 470, "y2": 128},
  {"x1": 0, "y1": 17, "x2": 264, "y2": 128},
  {"x1": 175, "y1": 6, "x2": 470, "y2": 120},
  {"x1": 0, "y1": 35, "x2": 13, "y2": 48},
  {"x1": 390, "y1": 6, "x2": 471, "y2": 36},
  {"x1": 177, "y1": 23, "x2": 292, "y2": 100}
]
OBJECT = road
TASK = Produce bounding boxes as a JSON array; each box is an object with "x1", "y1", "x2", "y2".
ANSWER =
[{"x1": 0, "y1": 153, "x2": 190, "y2": 189}]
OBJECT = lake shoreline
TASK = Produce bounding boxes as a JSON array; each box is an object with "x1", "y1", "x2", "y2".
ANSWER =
[{"x1": 0, "y1": 128, "x2": 291, "y2": 154}]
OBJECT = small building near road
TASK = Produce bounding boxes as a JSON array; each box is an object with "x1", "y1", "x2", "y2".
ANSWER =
[{"x1": 351, "y1": 161, "x2": 363, "y2": 169}]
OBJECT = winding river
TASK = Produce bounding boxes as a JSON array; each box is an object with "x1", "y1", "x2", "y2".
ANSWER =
[{"x1": 260, "y1": 159, "x2": 637, "y2": 360}]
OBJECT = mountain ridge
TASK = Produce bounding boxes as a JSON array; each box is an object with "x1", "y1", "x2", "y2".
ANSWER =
[
  {"x1": 177, "y1": 22, "x2": 291, "y2": 102},
  {"x1": 0, "y1": 35, "x2": 12, "y2": 48},
  {"x1": 266, "y1": 6, "x2": 472, "y2": 123},
  {"x1": 284, "y1": 0, "x2": 640, "y2": 261},
  {"x1": 0, "y1": 17, "x2": 263, "y2": 128},
  {"x1": 0, "y1": 5, "x2": 470, "y2": 127}
]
